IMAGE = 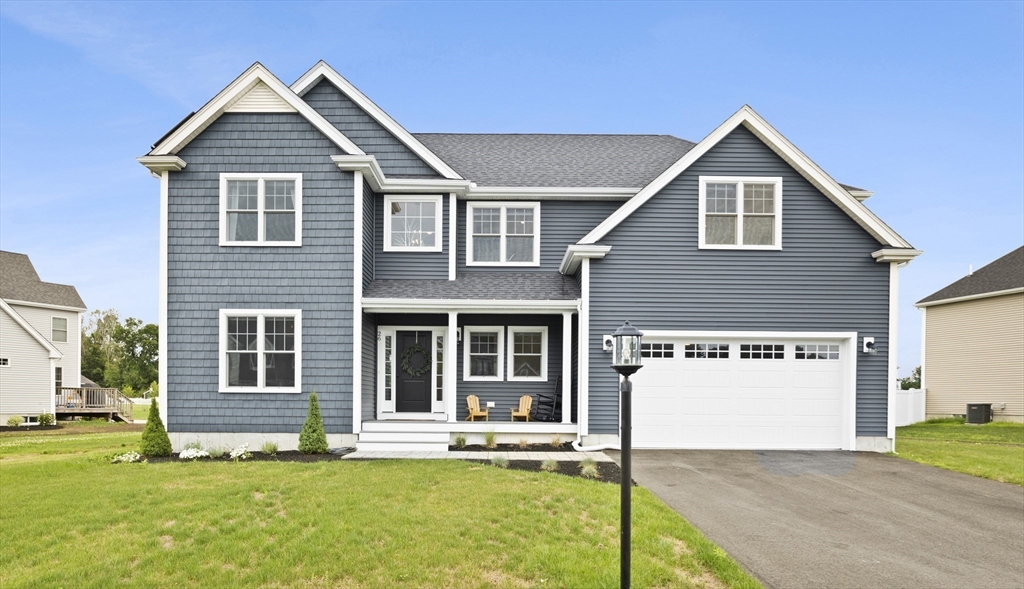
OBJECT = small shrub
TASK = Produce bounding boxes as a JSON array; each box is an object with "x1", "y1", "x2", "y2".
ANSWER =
[
  {"x1": 122, "y1": 385, "x2": 136, "y2": 398},
  {"x1": 580, "y1": 462, "x2": 600, "y2": 479},
  {"x1": 298, "y1": 392, "x2": 328, "y2": 454},
  {"x1": 149, "y1": 381, "x2": 159, "y2": 398},
  {"x1": 183, "y1": 441, "x2": 202, "y2": 451},
  {"x1": 37, "y1": 413, "x2": 55, "y2": 426},
  {"x1": 229, "y1": 443, "x2": 251, "y2": 461},
  {"x1": 490, "y1": 456, "x2": 509, "y2": 469},
  {"x1": 453, "y1": 434, "x2": 467, "y2": 449},
  {"x1": 208, "y1": 447, "x2": 225, "y2": 459},
  {"x1": 179, "y1": 448, "x2": 209, "y2": 461},
  {"x1": 517, "y1": 438, "x2": 530, "y2": 449},
  {"x1": 540, "y1": 459, "x2": 559, "y2": 472},
  {"x1": 550, "y1": 434, "x2": 562, "y2": 448},
  {"x1": 6, "y1": 416, "x2": 22, "y2": 427},
  {"x1": 139, "y1": 400, "x2": 172, "y2": 457},
  {"x1": 580, "y1": 457, "x2": 597, "y2": 468},
  {"x1": 261, "y1": 440, "x2": 278, "y2": 456},
  {"x1": 483, "y1": 430, "x2": 497, "y2": 449},
  {"x1": 112, "y1": 451, "x2": 143, "y2": 464}
]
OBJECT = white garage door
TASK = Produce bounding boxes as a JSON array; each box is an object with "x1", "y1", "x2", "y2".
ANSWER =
[{"x1": 631, "y1": 337, "x2": 848, "y2": 450}]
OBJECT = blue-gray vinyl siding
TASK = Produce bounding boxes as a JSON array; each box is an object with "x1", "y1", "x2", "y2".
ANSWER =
[
  {"x1": 362, "y1": 182, "x2": 375, "y2": 287},
  {"x1": 302, "y1": 80, "x2": 440, "y2": 177},
  {"x1": 588, "y1": 126, "x2": 891, "y2": 437},
  {"x1": 361, "y1": 313, "x2": 376, "y2": 421},
  {"x1": 374, "y1": 195, "x2": 449, "y2": 279},
  {"x1": 456, "y1": 200, "x2": 620, "y2": 273},
  {"x1": 166, "y1": 112, "x2": 355, "y2": 434}
]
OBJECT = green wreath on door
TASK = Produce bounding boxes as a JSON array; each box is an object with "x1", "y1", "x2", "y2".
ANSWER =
[{"x1": 401, "y1": 343, "x2": 432, "y2": 377}]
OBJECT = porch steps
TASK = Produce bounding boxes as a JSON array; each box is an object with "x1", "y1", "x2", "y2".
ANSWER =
[{"x1": 355, "y1": 430, "x2": 450, "y2": 453}]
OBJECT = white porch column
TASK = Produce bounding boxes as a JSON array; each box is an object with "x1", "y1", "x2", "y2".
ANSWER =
[
  {"x1": 561, "y1": 311, "x2": 573, "y2": 424},
  {"x1": 447, "y1": 311, "x2": 458, "y2": 423}
]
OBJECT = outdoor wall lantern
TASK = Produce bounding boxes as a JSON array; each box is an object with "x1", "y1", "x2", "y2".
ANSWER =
[{"x1": 610, "y1": 320, "x2": 643, "y2": 589}]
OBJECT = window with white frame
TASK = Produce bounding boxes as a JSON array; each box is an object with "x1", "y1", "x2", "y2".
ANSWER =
[
  {"x1": 683, "y1": 343, "x2": 729, "y2": 359},
  {"x1": 54, "y1": 367, "x2": 62, "y2": 394},
  {"x1": 740, "y1": 343, "x2": 785, "y2": 359},
  {"x1": 220, "y1": 173, "x2": 302, "y2": 246},
  {"x1": 641, "y1": 343, "x2": 674, "y2": 358},
  {"x1": 383, "y1": 195, "x2": 443, "y2": 252},
  {"x1": 51, "y1": 317, "x2": 68, "y2": 343},
  {"x1": 507, "y1": 327, "x2": 548, "y2": 381},
  {"x1": 795, "y1": 344, "x2": 839, "y2": 360},
  {"x1": 0, "y1": 358, "x2": 9, "y2": 367},
  {"x1": 466, "y1": 202, "x2": 540, "y2": 266},
  {"x1": 464, "y1": 326, "x2": 504, "y2": 381},
  {"x1": 220, "y1": 310, "x2": 301, "y2": 392},
  {"x1": 699, "y1": 177, "x2": 782, "y2": 249}
]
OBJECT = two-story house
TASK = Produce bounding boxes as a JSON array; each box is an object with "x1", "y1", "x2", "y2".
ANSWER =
[
  {"x1": 0, "y1": 251, "x2": 86, "y2": 424},
  {"x1": 138, "y1": 62, "x2": 920, "y2": 453}
]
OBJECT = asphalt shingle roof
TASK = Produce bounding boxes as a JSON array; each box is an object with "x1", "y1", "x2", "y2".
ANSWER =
[
  {"x1": 917, "y1": 246, "x2": 1024, "y2": 305},
  {"x1": 364, "y1": 272, "x2": 580, "y2": 301},
  {"x1": 413, "y1": 133, "x2": 696, "y2": 188},
  {"x1": 0, "y1": 251, "x2": 86, "y2": 309}
]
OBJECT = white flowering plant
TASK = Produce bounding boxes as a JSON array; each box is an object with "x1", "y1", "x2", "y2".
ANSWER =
[
  {"x1": 179, "y1": 448, "x2": 210, "y2": 461},
  {"x1": 229, "y1": 443, "x2": 251, "y2": 461},
  {"x1": 112, "y1": 451, "x2": 144, "y2": 464}
]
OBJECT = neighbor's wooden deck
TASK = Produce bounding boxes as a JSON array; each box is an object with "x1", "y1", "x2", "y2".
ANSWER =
[{"x1": 55, "y1": 387, "x2": 134, "y2": 422}]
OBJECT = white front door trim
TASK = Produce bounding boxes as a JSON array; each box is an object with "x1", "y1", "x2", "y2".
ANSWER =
[{"x1": 376, "y1": 326, "x2": 449, "y2": 421}]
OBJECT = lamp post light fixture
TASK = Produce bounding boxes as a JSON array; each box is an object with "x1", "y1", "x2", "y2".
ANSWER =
[{"x1": 610, "y1": 320, "x2": 643, "y2": 589}]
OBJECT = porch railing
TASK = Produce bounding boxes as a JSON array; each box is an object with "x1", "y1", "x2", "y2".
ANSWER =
[{"x1": 56, "y1": 387, "x2": 134, "y2": 418}]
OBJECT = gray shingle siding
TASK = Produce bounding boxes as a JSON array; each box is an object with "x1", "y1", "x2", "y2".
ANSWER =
[
  {"x1": 167, "y1": 112, "x2": 355, "y2": 434},
  {"x1": 374, "y1": 195, "x2": 449, "y2": 279},
  {"x1": 302, "y1": 80, "x2": 440, "y2": 177},
  {"x1": 456, "y1": 200, "x2": 621, "y2": 273},
  {"x1": 361, "y1": 313, "x2": 376, "y2": 421},
  {"x1": 588, "y1": 126, "x2": 890, "y2": 437},
  {"x1": 362, "y1": 182, "x2": 375, "y2": 287}
]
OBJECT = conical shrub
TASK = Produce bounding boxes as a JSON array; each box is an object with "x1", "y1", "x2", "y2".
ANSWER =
[
  {"x1": 140, "y1": 400, "x2": 172, "y2": 457},
  {"x1": 298, "y1": 392, "x2": 328, "y2": 454}
]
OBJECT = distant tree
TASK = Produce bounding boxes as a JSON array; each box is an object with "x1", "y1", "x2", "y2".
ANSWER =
[
  {"x1": 81, "y1": 309, "x2": 120, "y2": 385},
  {"x1": 104, "y1": 318, "x2": 159, "y2": 392},
  {"x1": 900, "y1": 366, "x2": 921, "y2": 390}
]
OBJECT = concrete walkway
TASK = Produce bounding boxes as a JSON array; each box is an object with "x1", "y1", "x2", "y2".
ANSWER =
[
  {"x1": 343, "y1": 450, "x2": 613, "y2": 461},
  {"x1": 614, "y1": 450, "x2": 1024, "y2": 589}
]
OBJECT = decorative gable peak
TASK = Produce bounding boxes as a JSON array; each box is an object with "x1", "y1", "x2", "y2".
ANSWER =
[{"x1": 226, "y1": 81, "x2": 296, "y2": 113}]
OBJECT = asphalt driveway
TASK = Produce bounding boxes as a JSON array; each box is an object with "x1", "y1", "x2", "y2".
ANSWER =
[{"x1": 613, "y1": 450, "x2": 1024, "y2": 589}]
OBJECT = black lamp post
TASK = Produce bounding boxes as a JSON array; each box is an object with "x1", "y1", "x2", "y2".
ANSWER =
[{"x1": 610, "y1": 321, "x2": 643, "y2": 589}]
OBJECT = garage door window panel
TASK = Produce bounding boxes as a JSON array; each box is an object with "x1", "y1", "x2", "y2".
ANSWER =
[
  {"x1": 641, "y1": 343, "x2": 674, "y2": 359},
  {"x1": 795, "y1": 344, "x2": 839, "y2": 360},
  {"x1": 684, "y1": 343, "x2": 729, "y2": 359},
  {"x1": 740, "y1": 344, "x2": 785, "y2": 359}
]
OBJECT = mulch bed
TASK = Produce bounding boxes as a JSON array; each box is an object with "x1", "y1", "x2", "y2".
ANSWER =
[
  {"x1": 450, "y1": 443, "x2": 572, "y2": 452},
  {"x1": 0, "y1": 425, "x2": 63, "y2": 432},
  {"x1": 146, "y1": 450, "x2": 355, "y2": 463},
  {"x1": 494, "y1": 459, "x2": 628, "y2": 485}
]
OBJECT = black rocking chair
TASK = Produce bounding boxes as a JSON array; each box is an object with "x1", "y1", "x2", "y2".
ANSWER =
[{"x1": 531, "y1": 375, "x2": 562, "y2": 422}]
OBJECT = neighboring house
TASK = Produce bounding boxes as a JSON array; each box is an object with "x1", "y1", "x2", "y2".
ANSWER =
[
  {"x1": 916, "y1": 246, "x2": 1024, "y2": 422},
  {"x1": 138, "y1": 61, "x2": 920, "y2": 453},
  {"x1": 0, "y1": 251, "x2": 86, "y2": 423}
]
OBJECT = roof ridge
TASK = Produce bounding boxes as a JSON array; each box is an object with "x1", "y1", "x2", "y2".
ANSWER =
[{"x1": 413, "y1": 132, "x2": 692, "y2": 139}]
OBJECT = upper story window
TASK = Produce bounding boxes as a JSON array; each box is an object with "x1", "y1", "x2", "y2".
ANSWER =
[
  {"x1": 383, "y1": 195, "x2": 443, "y2": 252},
  {"x1": 219, "y1": 309, "x2": 301, "y2": 393},
  {"x1": 219, "y1": 173, "x2": 302, "y2": 247},
  {"x1": 466, "y1": 202, "x2": 540, "y2": 266},
  {"x1": 51, "y1": 317, "x2": 68, "y2": 343},
  {"x1": 698, "y1": 177, "x2": 782, "y2": 250}
]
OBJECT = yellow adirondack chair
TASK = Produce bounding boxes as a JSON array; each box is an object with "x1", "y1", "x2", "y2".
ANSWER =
[
  {"x1": 511, "y1": 395, "x2": 533, "y2": 422},
  {"x1": 466, "y1": 395, "x2": 489, "y2": 421}
]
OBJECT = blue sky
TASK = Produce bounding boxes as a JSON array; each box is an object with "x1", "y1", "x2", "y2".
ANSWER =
[{"x1": 1, "y1": 1, "x2": 1021, "y2": 376}]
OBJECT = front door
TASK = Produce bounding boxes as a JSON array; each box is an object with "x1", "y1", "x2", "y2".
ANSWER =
[{"x1": 395, "y1": 331, "x2": 433, "y2": 413}]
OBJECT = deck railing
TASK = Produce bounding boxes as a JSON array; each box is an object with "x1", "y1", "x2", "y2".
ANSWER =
[{"x1": 56, "y1": 387, "x2": 134, "y2": 419}]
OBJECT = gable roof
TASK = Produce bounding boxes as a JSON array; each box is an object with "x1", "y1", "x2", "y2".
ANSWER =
[
  {"x1": 147, "y1": 62, "x2": 364, "y2": 157},
  {"x1": 413, "y1": 133, "x2": 695, "y2": 188},
  {"x1": 0, "y1": 299, "x2": 62, "y2": 359},
  {"x1": 917, "y1": 246, "x2": 1024, "y2": 306},
  {"x1": 578, "y1": 105, "x2": 913, "y2": 249},
  {"x1": 291, "y1": 61, "x2": 462, "y2": 180},
  {"x1": 0, "y1": 251, "x2": 85, "y2": 309}
]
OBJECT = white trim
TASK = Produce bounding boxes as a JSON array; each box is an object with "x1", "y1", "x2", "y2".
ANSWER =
[
  {"x1": 361, "y1": 298, "x2": 579, "y2": 313},
  {"x1": 225, "y1": 81, "x2": 296, "y2": 113},
  {"x1": 465, "y1": 201, "x2": 541, "y2": 267},
  {"x1": 0, "y1": 299, "x2": 87, "y2": 313},
  {"x1": 506, "y1": 326, "x2": 549, "y2": 382},
  {"x1": 446, "y1": 312, "x2": 458, "y2": 422},
  {"x1": 698, "y1": 176, "x2": 783, "y2": 250},
  {"x1": 332, "y1": 155, "x2": 470, "y2": 195},
  {"x1": 382, "y1": 194, "x2": 444, "y2": 252},
  {"x1": 638, "y1": 330, "x2": 858, "y2": 451},
  {"x1": 352, "y1": 171, "x2": 364, "y2": 435},
  {"x1": 50, "y1": 359, "x2": 57, "y2": 415},
  {"x1": 579, "y1": 258, "x2": 591, "y2": 436},
  {"x1": 291, "y1": 61, "x2": 461, "y2": 179},
  {"x1": 561, "y1": 311, "x2": 573, "y2": 425},
  {"x1": 137, "y1": 155, "x2": 185, "y2": 176},
  {"x1": 150, "y1": 63, "x2": 363, "y2": 157},
  {"x1": 888, "y1": 262, "x2": 900, "y2": 442},
  {"x1": 159, "y1": 170, "x2": 169, "y2": 426},
  {"x1": 448, "y1": 193, "x2": 456, "y2": 280},
  {"x1": 919, "y1": 306, "x2": 927, "y2": 395},
  {"x1": 218, "y1": 309, "x2": 302, "y2": 394},
  {"x1": 76, "y1": 311, "x2": 82, "y2": 387},
  {"x1": 872, "y1": 248, "x2": 923, "y2": 263},
  {"x1": 579, "y1": 105, "x2": 912, "y2": 248},
  {"x1": 464, "y1": 186, "x2": 637, "y2": 201},
  {"x1": 0, "y1": 300, "x2": 62, "y2": 359},
  {"x1": 463, "y1": 326, "x2": 505, "y2": 382},
  {"x1": 847, "y1": 189, "x2": 874, "y2": 201},
  {"x1": 558, "y1": 244, "x2": 611, "y2": 275},
  {"x1": 218, "y1": 173, "x2": 303, "y2": 247},
  {"x1": 376, "y1": 326, "x2": 450, "y2": 419},
  {"x1": 914, "y1": 286, "x2": 1024, "y2": 308},
  {"x1": 50, "y1": 316, "x2": 69, "y2": 343}
]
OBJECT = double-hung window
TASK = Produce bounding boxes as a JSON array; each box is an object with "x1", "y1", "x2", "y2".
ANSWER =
[
  {"x1": 220, "y1": 173, "x2": 302, "y2": 246},
  {"x1": 51, "y1": 317, "x2": 68, "y2": 343},
  {"x1": 383, "y1": 195, "x2": 443, "y2": 252},
  {"x1": 507, "y1": 327, "x2": 548, "y2": 381},
  {"x1": 466, "y1": 202, "x2": 540, "y2": 266},
  {"x1": 464, "y1": 326, "x2": 504, "y2": 381},
  {"x1": 219, "y1": 309, "x2": 301, "y2": 392},
  {"x1": 699, "y1": 176, "x2": 782, "y2": 250}
]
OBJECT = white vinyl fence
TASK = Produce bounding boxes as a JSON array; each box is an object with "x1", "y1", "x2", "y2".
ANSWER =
[{"x1": 895, "y1": 388, "x2": 925, "y2": 426}]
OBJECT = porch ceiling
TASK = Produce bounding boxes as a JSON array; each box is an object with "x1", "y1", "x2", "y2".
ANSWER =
[{"x1": 364, "y1": 272, "x2": 580, "y2": 301}]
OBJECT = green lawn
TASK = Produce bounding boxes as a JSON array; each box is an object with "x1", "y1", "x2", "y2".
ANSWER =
[
  {"x1": 0, "y1": 426, "x2": 759, "y2": 589},
  {"x1": 895, "y1": 419, "x2": 1024, "y2": 486},
  {"x1": 132, "y1": 402, "x2": 151, "y2": 422}
]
